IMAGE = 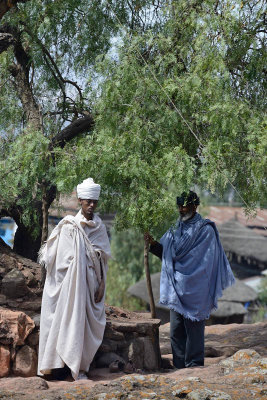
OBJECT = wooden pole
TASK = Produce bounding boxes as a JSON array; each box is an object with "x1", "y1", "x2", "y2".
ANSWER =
[
  {"x1": 144, "y1": 238, "x2": 156, "y2": 318},
  {"x1": 40, "y1": 181, "x2": 48, "y2": 287}
]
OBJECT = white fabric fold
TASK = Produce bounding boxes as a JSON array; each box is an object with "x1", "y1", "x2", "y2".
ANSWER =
[{"x1": 37, "y1": 210, "x2": 111, "y2": 380}]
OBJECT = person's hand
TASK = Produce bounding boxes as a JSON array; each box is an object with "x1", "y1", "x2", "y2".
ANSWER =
[
  {"x1": 144, "y1": 232, "x2": 156, "y2": 245},
  {"x1": 95, "y1": 279, "x2": 105, "y2": 303}
]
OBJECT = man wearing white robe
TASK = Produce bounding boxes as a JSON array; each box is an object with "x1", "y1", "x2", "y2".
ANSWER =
[{"x1": 38, "y1": 178, "x2": 111, "y2": 380}]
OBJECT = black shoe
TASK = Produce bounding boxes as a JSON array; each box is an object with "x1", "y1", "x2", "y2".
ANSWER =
[{"x1": 52, "y1": 365, "x2": 71, "y2": 380}]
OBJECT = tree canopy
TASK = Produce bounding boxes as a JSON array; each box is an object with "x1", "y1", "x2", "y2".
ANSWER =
[
  {"x1": 0, "y1": 0, "x2": 161, "y2": 258},
  {"x1": 88, "y1": 0, "x2": 266, "y2": 232},
  {"x1": 0, "y1": 0, "x2": 266, "y2": 259}
]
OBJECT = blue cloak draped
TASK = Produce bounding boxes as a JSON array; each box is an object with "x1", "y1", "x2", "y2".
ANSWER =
[{"x1": 159, "y1": 213, "x2": 235, "y2": 321}]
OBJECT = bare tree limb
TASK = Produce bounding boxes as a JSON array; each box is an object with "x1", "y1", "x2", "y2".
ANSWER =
[
  {"x1": 0, "y1": 32, "x2": 14, "y2": 53},
  {"x1": 22, "y1": 25, "x2": 84, "y2": 102},
  {"x1": 50, "y1": 114, "x2": 94, "y2": 148}
]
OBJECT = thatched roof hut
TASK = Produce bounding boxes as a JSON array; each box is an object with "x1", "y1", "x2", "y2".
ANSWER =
[
  {"x1": 219, "y1": 278, "x2": 257, "y2": 303},
  {"x1": 217, "y1": 218, "x2": 267, "y2": 265},
  {"x1": 128, "y1": 272, "x2": 162, "y2": 308},
  {"x1": 206, "y1": 206, "x2": 267, "y2": 236}
]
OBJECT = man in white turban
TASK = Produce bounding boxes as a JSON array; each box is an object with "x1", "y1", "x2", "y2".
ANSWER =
[{"x1": 38, "y1": 178, "x2": 111, "y2": 380}]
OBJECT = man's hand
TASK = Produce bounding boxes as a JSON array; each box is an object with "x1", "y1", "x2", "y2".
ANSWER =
[
  {"x1": 144, "y1": 232, "x2": 156, "y2": 245},
  {"x1": 95, "y1": 279, "x2": 105, "y2": 303}
]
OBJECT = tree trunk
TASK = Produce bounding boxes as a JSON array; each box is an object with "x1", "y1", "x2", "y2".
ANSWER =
[
  {"x1": 40, "y1": 202, "x2": 48, "y2": 284},
  {"x1": 41, "y1": 184, "x2": 49, "y2": 246},
  {"x1": 13, "y1": 223, "x2": 42, "y2": 262},
  {"x1": 11, "y1": 184, "x2": 56, "y2": 262},
  {"x1": 144, "y1": 239, "x2": 156, "y2": 318}
]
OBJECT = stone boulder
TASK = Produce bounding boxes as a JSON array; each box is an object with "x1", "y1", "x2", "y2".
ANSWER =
[
  {"x1": 95, "y1": 306, "x2": 161, "y2": 371},
  {"x1": 0, "y1": 238, "x2": 41, "y2": 292},
  {"x1": 0, "y1": 253, "x2": 17, "y2": 272},
  {"x1": 0, "y1": 309, "x2": 35, "y2": 346},
  {"x1": 160, "y1": 321, "x2": 267, "y2": 357},
  {"x1": 13, "y1": 345, "x2": 38, "y2": 377},
  {"x1": 0, "y1": 239, "x2": 42, "y2": 317},
  {"x1": 20, "y1": 269, "x2": 37, "y2": 288},
  {"x1": 0, "y1": 376, "x2": 48, "y2": 391},
  {"x1": 0, "y1": 344, "x2": 10, "y2": 377},
  {"x1": 1, "y1": 269, "x2": 29, "y2": 298},
  {"x1": 205, "y1": 321, "x2": 267, "y2": 357},
  {"x1": 219, "y1": 349, "x2": 262, "y2": 373}
]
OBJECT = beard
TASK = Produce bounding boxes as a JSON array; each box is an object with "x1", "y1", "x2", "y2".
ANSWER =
[{"x1": 180, "y1": 210, "x2": 194, "y2": 221}]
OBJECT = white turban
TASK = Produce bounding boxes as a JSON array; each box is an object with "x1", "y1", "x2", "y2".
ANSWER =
[{"x1": 77, "y1": 178, "x2": 101, "y2": 200}]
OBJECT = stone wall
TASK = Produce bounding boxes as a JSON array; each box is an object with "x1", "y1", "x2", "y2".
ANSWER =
[
  {"x1": 0, "y1": 242, "x2": 162, "y2": 377},
  {"x1": 96, "y1": 307, "x2": 161, "y2": 371},
  {"x1": 0, "y1": 306, "x2": 161, "y2": 378},
  {"x1": 0, "y1": 309, "x2": 38, "y2": 377}
]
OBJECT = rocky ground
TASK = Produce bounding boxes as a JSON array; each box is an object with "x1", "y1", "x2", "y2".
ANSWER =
[
  {"x1": 0, "y1": 240, "x2": 266, "y2": 399},
  {"x1": 0, "y1": 346, "x2": 266, "y2": 399},
  {"x1": 160, "y1": 321, "x2": 267, "y2": 358},
  {"x1": 0, "y1": 348, "x2": 266, "y2": 399}
]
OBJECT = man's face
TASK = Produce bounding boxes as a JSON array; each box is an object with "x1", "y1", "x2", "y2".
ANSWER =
[
  {"x1": 79, "y1": 198, "x2": 98, "y2": 220},
  {"x1": 179, "y1": 204, "x2": 196, "y2": 221}
]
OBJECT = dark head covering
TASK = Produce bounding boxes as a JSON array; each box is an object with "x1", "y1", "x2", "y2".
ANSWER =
[{"x1": 176, "y1": 191, "x2": 200, "y2": 207}]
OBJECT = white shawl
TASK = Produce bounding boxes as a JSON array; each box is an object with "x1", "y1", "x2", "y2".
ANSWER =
[{"x1": 37, "y1": 210, "x2": 111, "y2": 380}]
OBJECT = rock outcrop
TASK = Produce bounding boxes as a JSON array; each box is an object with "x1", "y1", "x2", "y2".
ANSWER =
[
  {"x1": 0, "y1": 300, "x2": 266, "y2": 399},
  {"x1": 0, "y1": 309, "x2": 35, "y2": 346},
  {"x1": 1, "y1": 269, "x2": 30, "y2": 298},
  {"x1": 0, "y1": 239, "x2": 42, "y2": 319},
  {"x1": 97, "y1": 307, "x2": 161, "y2": 371},
  {"x1": 0, "y1": 349, "x2": 266, "y2": 399},
  {"x1": 0, "y1": 344, "x2": 10, "y2": 377},
  {"x1": 160, "y1": 321, "x2": 267, "y2": 357},
  {"x1": 205, "y1": 322, "x2": 267, "y2": 357},
  {"x1": 0, "y1": 238, "x2": 41, "y2": 287},
  {"x1": 0, "y1": 309, "x2": 36, "y2": 377},
  {"x1": 0, "y1": 306, "x2": 162, "y2": 377},
  {"x1": 13, "y1": 344, "x2": 38, "y2": 377}
]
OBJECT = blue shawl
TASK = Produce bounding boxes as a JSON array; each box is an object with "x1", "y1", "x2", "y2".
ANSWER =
[{"x1": 159, "y1": 213, "x2": 235, "y2": 321}]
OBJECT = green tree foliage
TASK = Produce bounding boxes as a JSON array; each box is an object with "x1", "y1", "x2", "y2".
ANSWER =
[
  {"x1": 0, "y1": 0, "x2": 160, "y2": 259},
  {"x1": 86, "y1": 0, "x2": 266, "y2": 234},
  {"x1": 0, "y1": 0, "x2": 266, "y2": 262}
]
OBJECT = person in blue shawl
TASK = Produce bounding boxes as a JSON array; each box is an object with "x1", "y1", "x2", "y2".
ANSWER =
[{"x1": 144, "y1": 191, "x2": 235, "y2": 369}]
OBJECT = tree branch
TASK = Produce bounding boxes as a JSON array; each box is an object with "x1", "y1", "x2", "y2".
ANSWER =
[
  {"x1": 22, "y1": 25, "x2": 84, "y2": 102},
  {"x1": 0, "y1": 24, "x2": 41, "y2": 130},
  {"x1": 0, "y1": 0, "x2": 28, "y2": 20},
  {"x1": 0, "y1": 23, "x2": 31, "y2": 75},
  {"x1": 0, "y1": 32, "x2": 14, "y2": 53},
  {"x1": 50, "y1": 114, "x2": 94, "y2": 148}
]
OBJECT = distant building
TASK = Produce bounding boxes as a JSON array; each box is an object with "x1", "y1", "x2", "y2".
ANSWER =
[
  {"x1": 206, "y1": 206, "x2": 267, "y2": 236},
  {"x1": 216, "y1": 218, "x2": 267, "y2": 278}
]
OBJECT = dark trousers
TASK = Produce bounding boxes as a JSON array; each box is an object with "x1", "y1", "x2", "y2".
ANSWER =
[{"x1": 170, "y1": 310, "x2": 205, "y2": 369}]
